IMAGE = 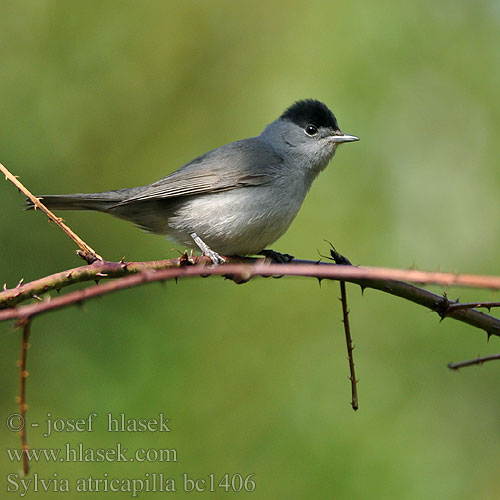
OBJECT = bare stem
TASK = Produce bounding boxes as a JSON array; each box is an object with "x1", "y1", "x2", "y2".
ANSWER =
[
  {"x1": 339, "y1": 281, "x2": 358, "y2": 410},
  {"x1": 448, "y1": 354, "x2": 500, "y2": 370},
  {"x1": 0, "y1": 162, "x2": 102, "y2": 263}
]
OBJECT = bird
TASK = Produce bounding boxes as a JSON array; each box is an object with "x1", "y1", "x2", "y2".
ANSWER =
[{"x1": 28, "y1": 99, "x2": 359, "y2": 264}]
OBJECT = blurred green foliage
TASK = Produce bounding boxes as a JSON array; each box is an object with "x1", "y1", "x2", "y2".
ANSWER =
[{"x1": 1, "y1": 1, "x2": 499, "y2": 498}]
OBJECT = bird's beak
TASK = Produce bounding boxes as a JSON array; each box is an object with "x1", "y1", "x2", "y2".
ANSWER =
[{"x1": 330, "y1": 133, "x2": 360, "y2": 143}]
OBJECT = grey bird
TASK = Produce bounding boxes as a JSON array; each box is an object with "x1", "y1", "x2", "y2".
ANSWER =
[{"x1": 28, "y1": 99, "x2": 359, "y2": 263}]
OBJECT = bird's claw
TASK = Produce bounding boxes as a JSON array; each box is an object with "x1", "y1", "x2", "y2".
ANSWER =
[{"x1": 259, "y1": 250, "x2": 294, "y2": 264}]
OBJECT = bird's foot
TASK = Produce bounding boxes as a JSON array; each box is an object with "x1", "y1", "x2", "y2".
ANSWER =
[
  {"x1": 190, "y1": 233, "x2": 226, "y2": 265},
  {"x1": 259, "y1": 249, "x2": 294, "y2": 264}
]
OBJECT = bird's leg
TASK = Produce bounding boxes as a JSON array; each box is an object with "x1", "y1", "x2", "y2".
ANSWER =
[
  {"x1": 258, "y1": 249, "x2": 294, "y2": 263},
  {"x1": 190, "y1": 233, "x2": 226, "y2": 265}
]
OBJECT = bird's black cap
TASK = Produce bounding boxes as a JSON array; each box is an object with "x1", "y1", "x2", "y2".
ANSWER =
[{"x1": 281, "y1": 99, "x2": 339, "y2": 131}]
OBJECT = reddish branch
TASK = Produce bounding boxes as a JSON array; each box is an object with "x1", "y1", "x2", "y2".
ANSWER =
[
  {"x1": 3, "y1": 259, "x2": 500, "y2": 312},
  {"x1": 448, "y1": 354, "x2": 500, "y2": 370},
  {"x1": 1, "y1": 261, "x2": 500, "y2": 339},
  {"x1": 0, "y1": 256, "x2": 196, "y2": 309}
]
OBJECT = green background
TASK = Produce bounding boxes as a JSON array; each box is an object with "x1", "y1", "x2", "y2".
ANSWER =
[{"x1": 1, "y1": 1, "x2": 499, "y2": 498}]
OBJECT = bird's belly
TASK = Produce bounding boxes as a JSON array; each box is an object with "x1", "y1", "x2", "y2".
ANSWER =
[{"x1": 167, "y1": 188, "x2": 303, "y2": 255}]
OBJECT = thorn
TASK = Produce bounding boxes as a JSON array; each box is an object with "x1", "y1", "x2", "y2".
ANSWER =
[
  {"x1": 66, "y1": 272, "x2": 72, "y2": 279},
  {"x1": 16, "y1": 278, "x2": 24, "y2": 288},
  {"x1": 94, "y1": 280, "x2": 100, "y2": 285},
  {"x1": 317, "y1": 277, "x2": 323, "y2": 286},
  {"x1": 487, "y1": 332, "x2": 492, "y2": 342},
  {"x1": 3, "y1": 283, "x2": 7, "y2": 291},
  {"x1": 56, "y1": 288, "x2": 61, "y2": 294},
  {"x1": 32, "y1": 294, "x2": 42, "y2": 301}
]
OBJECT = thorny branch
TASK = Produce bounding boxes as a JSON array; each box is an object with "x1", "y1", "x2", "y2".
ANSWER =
[
  {"x1": 3, "y1": 259, "x2": 500, "y2": 310},
  {"x1": 339, "y1": 281, "x2": 359, "y2": 411},
  {"x1": 327, "y1": 246, "x2": 359, "y2": 410},
  {"x1": 448, "y1": 354, "x2": 500, "y2": 370},
  {"x1": 1, "y1": 261, "x2": 500, "y2": 338},
  {"x1": 444, "y1": 301, "x2": 500, "y2": 314},
  {"x1": 17, "y1": 318, "x2": 31, "y2": 475},
  {"x1": 0, "y1": 162, "x2": 102, "y2": 263}
]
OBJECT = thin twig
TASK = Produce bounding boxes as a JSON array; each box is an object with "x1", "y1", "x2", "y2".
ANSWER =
[
  {"x1": 0, "y1": 162, "x2": 102, "y2": 263},
  {"x1": 448, "y1": 354, "x2": 500, "y2": 370},
  {"x1": 1, "y1": 262, "x2": 500, "y2": 339},
  {"x1": 444, "y1": 301, "x2": 500, "y2": 314},
  {"x1": 17, "y1": 318, "x2": 31, "y2": 475},
  {"x1": 339, "y1": 281, "x2": 358, "y2": 410}
]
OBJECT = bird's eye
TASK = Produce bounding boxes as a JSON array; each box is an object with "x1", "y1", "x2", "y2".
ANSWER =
[{"x1": 305, "y1": 124, "x2": 318, "y2": 136}]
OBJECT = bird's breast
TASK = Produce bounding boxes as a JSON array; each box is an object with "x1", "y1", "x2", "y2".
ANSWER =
[{"x1": 167, "y1": 182, "x2": 307, "y2": 255}]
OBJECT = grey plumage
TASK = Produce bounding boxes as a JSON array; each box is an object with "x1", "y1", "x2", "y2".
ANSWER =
[{"x1": 28, "y1": 100, "x2": 358, "y2": 256}]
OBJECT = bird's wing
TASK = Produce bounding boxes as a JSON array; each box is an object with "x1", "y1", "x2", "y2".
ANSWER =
[{"x1": 114, "y1": 138, "x2": 284, "y2": 205}]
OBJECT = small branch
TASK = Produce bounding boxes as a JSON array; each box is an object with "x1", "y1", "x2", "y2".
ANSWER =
[
  {"x1": 448, "y1": 354, "x2": 500, "y2": 370},
  {"x1": 17, "y1": 318, "x2": 31, "y2": 475},
  {"x1": 0, "y1": 162, "x2": 102, "y2": 263},
  {"x1": 444, "y1": 301, "x2": 500, "y2": 314},
  {"x1": 339, "y1": 281, "x2": 358, "y2": 411}
]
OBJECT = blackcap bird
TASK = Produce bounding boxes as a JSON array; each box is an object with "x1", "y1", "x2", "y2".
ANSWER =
[{"x1": 28, "y1": 99, "x2": 359, "y2": 263}]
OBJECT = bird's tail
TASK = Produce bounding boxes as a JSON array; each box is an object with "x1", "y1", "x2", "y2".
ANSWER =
[{"x1": 25, "y1": 188, "x2": 142, "y2": 212}]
